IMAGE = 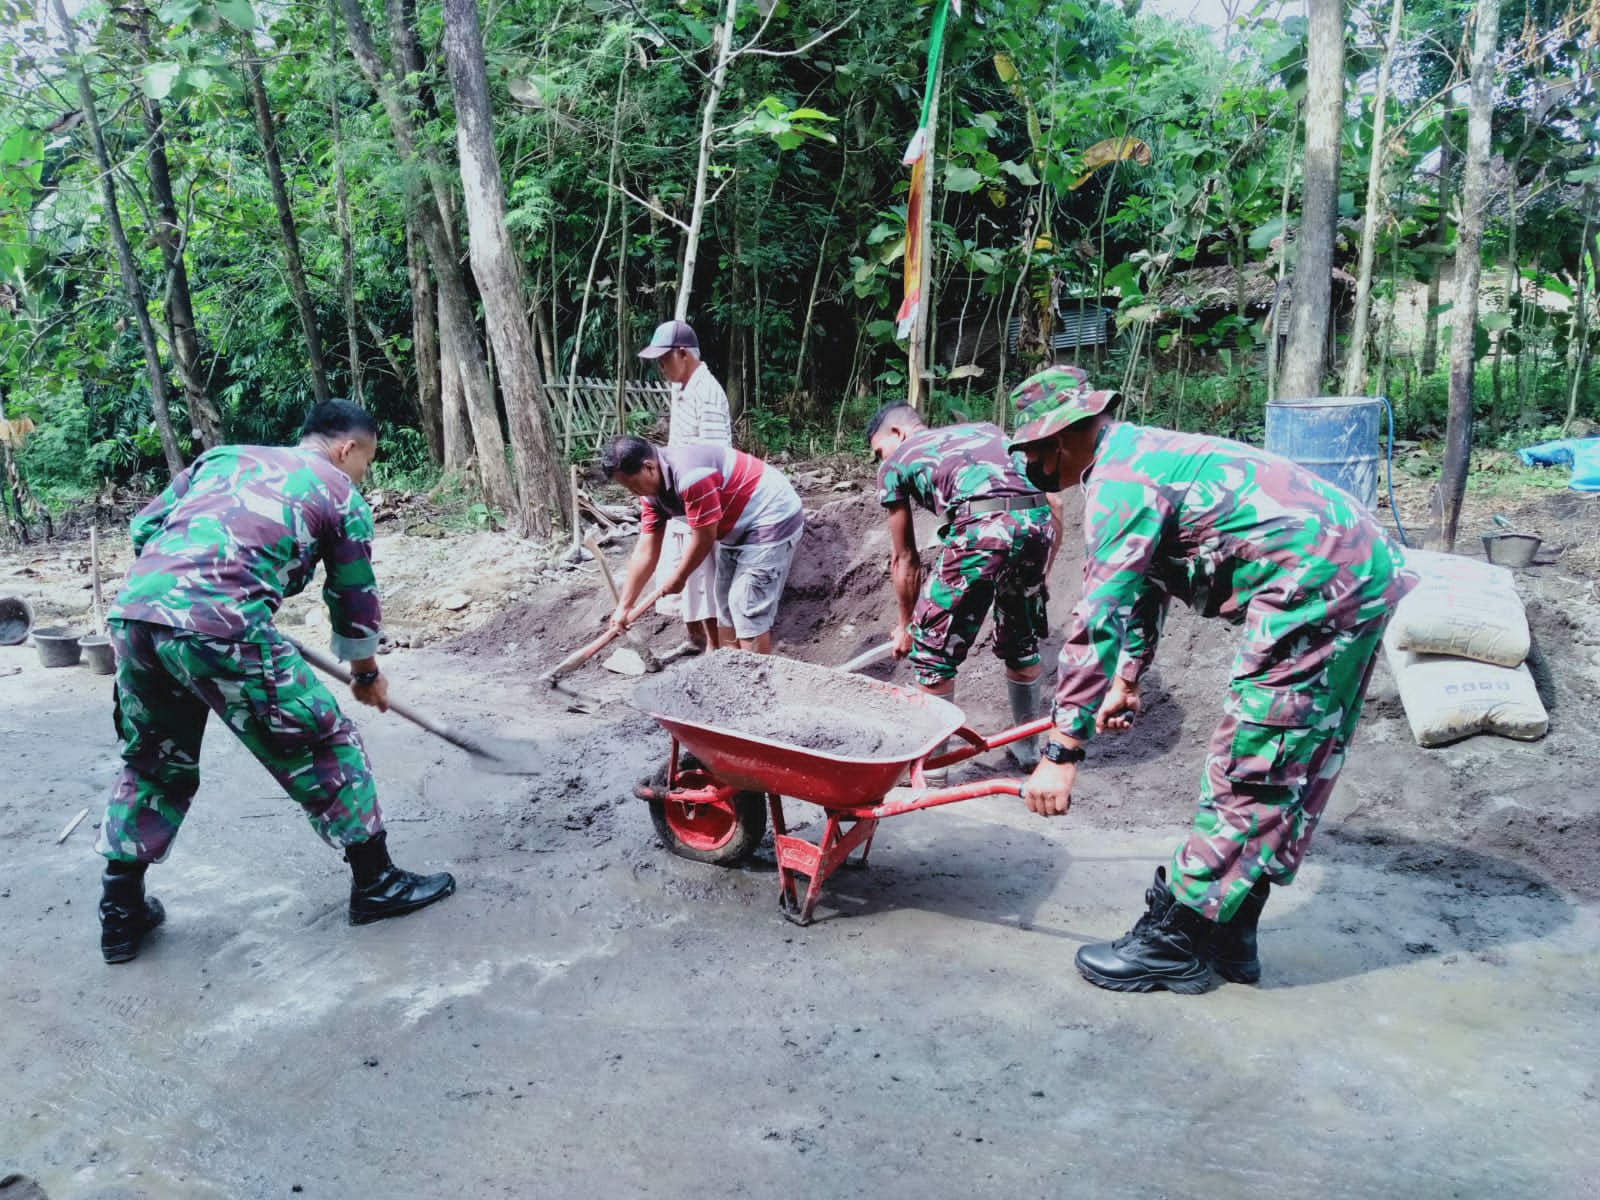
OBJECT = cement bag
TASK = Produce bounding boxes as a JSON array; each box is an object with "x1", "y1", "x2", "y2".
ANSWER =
[
  {"x1": 1383, "y1": 631, "x2": 1548, "y2": 747},
  {"x1": 1387, "y1": 548, "x2": 1530, "y2": 667}
]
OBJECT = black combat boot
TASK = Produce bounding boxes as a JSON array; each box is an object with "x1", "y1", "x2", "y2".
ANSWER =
[
  {"x1": 345, "y1": 832, "x2": 456, "y2": 926},
  {"x1": 1210, "y1": 876, "x2": 1270, "y2": 985},
  {"x1": 1074, "y1": 868, "x2": 1216, "y2": 994},
  {"x1": 100, "y1": 861, "x2": 165, "y2": 964}
]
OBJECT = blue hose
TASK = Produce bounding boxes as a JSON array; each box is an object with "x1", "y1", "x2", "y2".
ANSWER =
[{"x1": 1380, "y1": 395, "x2": 1409, "y2": 547}]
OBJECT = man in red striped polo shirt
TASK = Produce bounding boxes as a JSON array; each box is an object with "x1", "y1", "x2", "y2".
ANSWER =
[{"x1": 602, "y1": 435, "x2": 805, "y2": 654}]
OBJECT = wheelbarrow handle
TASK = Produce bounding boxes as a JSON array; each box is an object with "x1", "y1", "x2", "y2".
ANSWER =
[{"x1": 542, "y1": 585, "x2": 667, "y2": 682}]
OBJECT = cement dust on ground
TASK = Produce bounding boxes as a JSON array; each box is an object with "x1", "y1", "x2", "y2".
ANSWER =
[{"x1": 2, "y1": 473, "x2": 1598, "y2": 1197}]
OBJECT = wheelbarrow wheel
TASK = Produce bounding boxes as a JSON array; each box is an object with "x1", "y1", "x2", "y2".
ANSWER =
[{"x1": 647, "y1": 765, "x2": 766, "y2": 866}]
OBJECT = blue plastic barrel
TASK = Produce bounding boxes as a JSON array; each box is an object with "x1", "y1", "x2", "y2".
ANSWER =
[{"x1": 1264, "y1": 395, "x2": 1381, "y2": 509}]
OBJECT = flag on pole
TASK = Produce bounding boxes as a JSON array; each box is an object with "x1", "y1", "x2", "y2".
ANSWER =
[{"x1": 896, "y1": 0, "x2": 953, "y2": 340}]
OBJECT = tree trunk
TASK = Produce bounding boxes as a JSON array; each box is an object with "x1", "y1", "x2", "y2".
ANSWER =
[
  {"x1": 1562, "y1": 199, "x2": 1596, "y2": 433},
  {"x1": 245, "y1": 57, "x2": 331, "y2": 404},
  {"x1": 1341, "y1": 0, "x2": 1403, "y2": 396},
  {"x1": 130, "y1": 3, "x2": 224, "y2": 451},
  {"x1": 1429, "y1": 0, "x2": 1501, "y2": 550},
  {"x1": 1265, "y1": 122, "x2": 1297, "y2": 406},
  {"x1": 675, "y1": 0, "x2": 739, "y2": 320},
  {"x1": 439, "y1": 302, "x2": 473, "y2": 471},
  {"x1": 338, "y1": 0, "x2": 517, "y2": 514},
  {"x1": 441, "y1": 0, "x2": 566, "y2": 538},
  {"x1": 328, "y1": 0, "x2": 361, "y2": 400},
  {"x1": 1421, "y1": 108, "x2": 1455, "y2": 377},
  {"x1": 0, "y1": 383, "x2": 31, "y2": 544},
  {"x1": 1278, "y1": 0, "x2": 1345, "y2": 401},
  {"x1": 54, "y1": 0, "x2": 184, "y2": 475},
  {"x1": 405, "y1": 220, "x2": 443, "y2": 463}
]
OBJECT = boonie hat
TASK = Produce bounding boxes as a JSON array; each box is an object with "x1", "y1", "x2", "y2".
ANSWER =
[
  {"x1": 1007, "y1": 365, "x2": 1121, "y2": 450},
  {"x1": 637, "y1": 319, "x2": 699, "y2": 360}
]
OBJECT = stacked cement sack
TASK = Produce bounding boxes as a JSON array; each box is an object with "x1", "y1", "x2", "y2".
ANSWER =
[{"x1": 1382, "y1": 549, "x2": 1549, "y2": 747}]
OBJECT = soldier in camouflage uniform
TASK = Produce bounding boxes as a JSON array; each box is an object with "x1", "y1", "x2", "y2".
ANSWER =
[
  {"x1": 96, "y1": 400, "x2": 455, "y2": 965},
  {"x1": 1007, "y1": 367, "x2": 1415, "y2": 993},
  {"x1": 865, "y1": 404, "x2": 1058, "y2": 767}
]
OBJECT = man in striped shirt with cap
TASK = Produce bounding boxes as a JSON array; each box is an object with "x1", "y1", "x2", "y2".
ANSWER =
[
  {"x1": 637, "y1": 319, "x2": 733, "y2": 654},
  {"x1": 602, "y1": 434, "x2": 804, "y2": 654}
]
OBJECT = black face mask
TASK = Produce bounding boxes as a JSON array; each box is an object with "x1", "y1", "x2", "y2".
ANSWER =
[{"x1": 1025, "y1": 458, "x2": 1062, "y2": 493}]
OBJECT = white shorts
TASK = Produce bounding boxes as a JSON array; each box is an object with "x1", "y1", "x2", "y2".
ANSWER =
[
  {"x1": 714, "y1": 528, "x2": 803, "y2": 639},
  {"x1": 654, "y1": 518, "x2": 718, "y2": 624}
]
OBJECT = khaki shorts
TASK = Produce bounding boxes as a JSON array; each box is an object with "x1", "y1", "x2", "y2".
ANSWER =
[
  {"x1": 714, "y1": 529, "x2": 802, "y2": 639},
  {"x1": 654, "y1": 518, "x2": 718, "y2": 624}
]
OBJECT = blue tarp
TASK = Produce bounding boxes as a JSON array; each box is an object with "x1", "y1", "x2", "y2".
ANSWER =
[{"x1": 1517, "y1": 437, "x2": 1600, "y2": 492}]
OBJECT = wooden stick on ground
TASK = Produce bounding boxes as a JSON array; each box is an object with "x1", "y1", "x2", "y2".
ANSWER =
[{"x1": 89, "y1": 525, "x2": 105, "y2": 635}]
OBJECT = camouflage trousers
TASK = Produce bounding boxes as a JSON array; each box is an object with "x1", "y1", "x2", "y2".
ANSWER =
[
  {"x1": 1168, "y1": 610, "x2": 1389, "y2": 923},
  {"x1": 910, "y1": 506, "x2": 1055, "y2": 687},
  {"x1": 97, "y1": 619, "x2": 382, "y2": 864}
]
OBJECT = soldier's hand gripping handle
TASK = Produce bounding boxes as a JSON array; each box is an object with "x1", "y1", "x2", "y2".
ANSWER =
[
  {"x1": 349, "y1": 657, "x2": 389, "y2": 713},
  {"x1": 1096, "y1": 677, "x2": 1142, "y2": 733}
]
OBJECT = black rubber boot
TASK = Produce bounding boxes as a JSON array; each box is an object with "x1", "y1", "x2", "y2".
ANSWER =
[
  {"x1": 1210, "y1": 876, "x2": 1270, "y2": 984},
  {"x1": 1006, "y1": 676, "x2": 1043, "y2": 769},
  {"x1": 100, "y1": 863, "x2": 165, "y2": 965},
  {"x1": 1074, "y1": 868, "x2": 1216, "y2": 994},
  {"x1": 346, "y1": 832, "x2": 456, "y2": 926}
]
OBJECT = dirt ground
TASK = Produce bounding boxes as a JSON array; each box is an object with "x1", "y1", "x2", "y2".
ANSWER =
[{"x1": 2, "y1": 469, "x2": 1599, "y2": 1198}]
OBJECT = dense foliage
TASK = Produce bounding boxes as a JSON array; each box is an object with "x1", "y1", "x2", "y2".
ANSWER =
[{"x1": 0, "y1": 0, "x2": 1596, "y2": 515}]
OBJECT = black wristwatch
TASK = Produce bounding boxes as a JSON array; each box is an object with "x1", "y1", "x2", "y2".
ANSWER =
[
  {"x1": 1041, "y1": 740, "x2": 1086, "y2": 765},
  {"x1": 352, "y1": 668, "x2": 381, "y2": 686}
]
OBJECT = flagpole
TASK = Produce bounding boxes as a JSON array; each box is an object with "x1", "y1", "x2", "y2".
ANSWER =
[
  {"x1": 898, "y1": 0, "x2": 953, "y2": 414},
  {"x1": 908, "y1": 68, "x2": 940, "y2": 413}
]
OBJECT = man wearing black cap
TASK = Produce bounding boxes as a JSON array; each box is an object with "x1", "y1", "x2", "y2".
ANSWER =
[{"x1": 638, "y1": 319, "x2": 733, "y2": 654}]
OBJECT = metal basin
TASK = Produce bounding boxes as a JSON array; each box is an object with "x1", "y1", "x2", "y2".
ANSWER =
[{"x1": 1482, "y1": 532, "x2": 1541, "y2": 568}]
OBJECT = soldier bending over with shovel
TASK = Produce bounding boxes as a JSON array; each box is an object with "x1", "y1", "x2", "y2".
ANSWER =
[
  {"x1": 865, "y1": 404, "x2": 1058, "y2": 769},
  {"x1": 96, "y1": 400, "x2": 455, "y2": 964}
]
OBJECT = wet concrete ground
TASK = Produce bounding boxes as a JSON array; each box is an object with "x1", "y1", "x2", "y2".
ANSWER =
[{"x1": 3, "y1": 643, "x2": 1597, "y2": 1198}]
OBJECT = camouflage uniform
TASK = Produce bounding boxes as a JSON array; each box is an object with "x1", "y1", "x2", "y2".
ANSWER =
[
  {"x1": 1049, "y1": 421, "x2": 1416, "y2": 922},
  {"x1": 877, "y1": 423, "x2": 1056, "y2": 687},
  {"x1": 98, "y1": 445, "x2": 385, "y2": 863}
]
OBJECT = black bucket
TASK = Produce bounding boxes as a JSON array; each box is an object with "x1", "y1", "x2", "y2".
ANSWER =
[
  {"x1": 33, "y1": 626, "x2": 84, "y2": 668},
  {"x1": 0, "y1": 596, "x2": 32, "y2": 645},
  {"x1": 80, "y1": 634, "x2": 117, "y2": 674}
]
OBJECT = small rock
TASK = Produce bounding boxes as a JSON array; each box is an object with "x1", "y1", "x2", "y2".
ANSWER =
[
  {"x1": 602, "y1": 647, "x2": 648, "y2": 676},
  {"x1": 441, "y1": 593, "x2": 472, "y2": 611},
  {"x1": 301, "y1": 609, "x2": 326, "y2": 628}
]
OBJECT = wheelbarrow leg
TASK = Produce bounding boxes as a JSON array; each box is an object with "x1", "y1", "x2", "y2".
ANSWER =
[
  {"x1": 774, "y1": 812, "x2": 879, "y2": 926},
  {"x1": 769, "y1": 794, "x2": 802, "y2": 915},
  {"x1": 846, "y1": 819, "x2": 879, "y2": 870}
]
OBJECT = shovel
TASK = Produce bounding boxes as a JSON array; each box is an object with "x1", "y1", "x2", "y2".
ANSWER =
[
  {"x1": 291, "y1": 638, "x2": 542, "y2": 775},
  {"x1": 839, "y1": 640, "x2": 897, "y2": 673},
  {"x1": 585, "y1": 537, "x2": 662, "y2": 675},
  {"x1": 541, "y1": 584, "x2": 668, "y2": 713}
]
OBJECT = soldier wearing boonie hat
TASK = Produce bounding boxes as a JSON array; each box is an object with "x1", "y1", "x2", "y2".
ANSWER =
[{"x1": 1006, "y1": 365, "x2": 1416, "y2": 996}]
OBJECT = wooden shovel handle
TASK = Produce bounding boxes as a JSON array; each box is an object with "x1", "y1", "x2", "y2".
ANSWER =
[
  {"x1": 542, "y1": 585, "x2": 667, "y2": 682},
  {"x1": 289, "y1": 637, "x2": 485, "y2": 756}
]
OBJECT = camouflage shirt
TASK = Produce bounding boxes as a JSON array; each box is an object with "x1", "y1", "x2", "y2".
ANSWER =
[
  {"x1": 1055, "y1": 422, "x2": 1414, "y2": 740},
  {"x1": 877, "y1": 422, "x2": 1039, "y2": 518},
  {"x1": 109, "y1": 445, "x2": 382, "y2": 661}
]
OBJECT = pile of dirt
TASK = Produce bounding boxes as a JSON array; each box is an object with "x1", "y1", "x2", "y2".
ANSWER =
[
  {"x1": 634, "y1": 650, "x2": 952, "y2": 759},
  {"x1": 436, "y1": 470, "x2": 1600, "y2": 896}
]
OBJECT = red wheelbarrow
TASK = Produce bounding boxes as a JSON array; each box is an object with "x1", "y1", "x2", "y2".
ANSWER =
[{"x1": 632, "y1": 651, "x2": 1051, "y2": 925}]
